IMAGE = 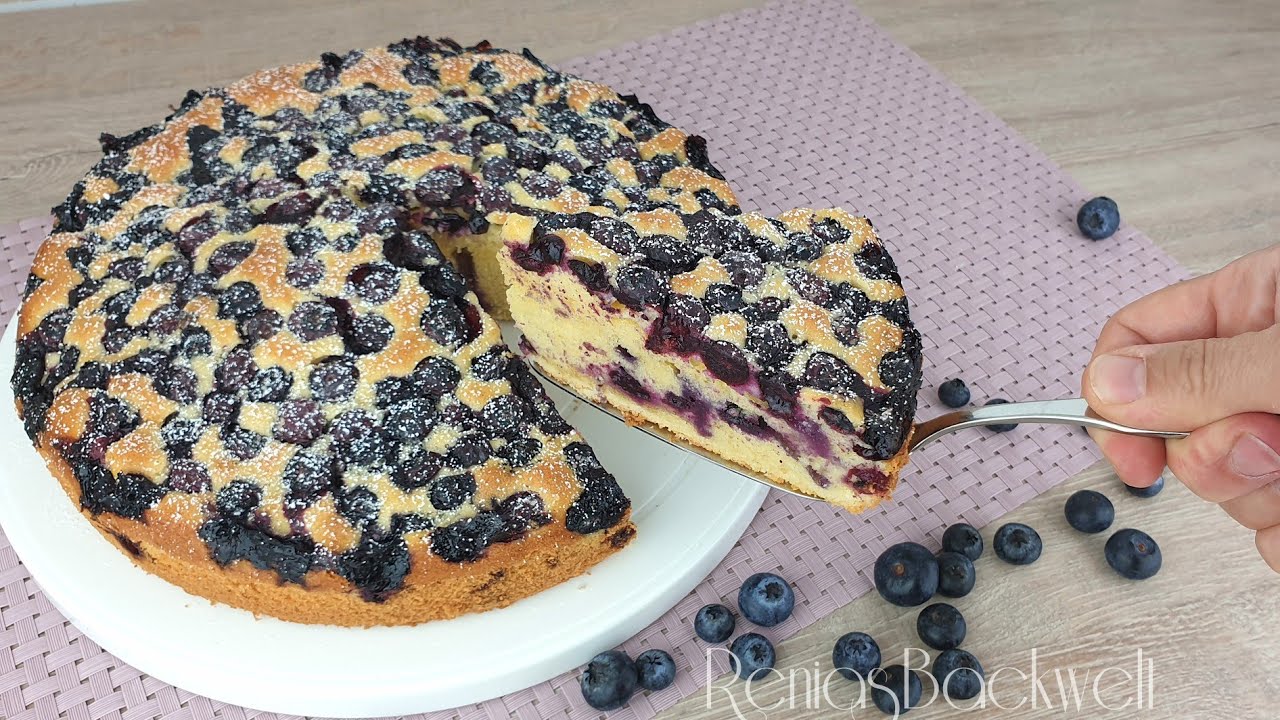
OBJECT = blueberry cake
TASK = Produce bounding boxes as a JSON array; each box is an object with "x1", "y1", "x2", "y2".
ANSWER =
[
  {"x1": 500, "y1": 207, "x2": 922, "y2": 512},
  {"x1": 6, "y1": 38, "x2": 743, "y2": 625}
]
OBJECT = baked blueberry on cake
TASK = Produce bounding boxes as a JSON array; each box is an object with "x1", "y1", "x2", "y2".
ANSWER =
[
  {"x1": 8, "y1": 37, "x2": 745, "y2": 626},
  {"x1": 500, "y1": 207, "x2": 922, "y2": 512}
]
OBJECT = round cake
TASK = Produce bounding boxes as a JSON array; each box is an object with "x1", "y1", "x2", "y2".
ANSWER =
[{"x1": 9, "y1": 37, "x2": 741, "y2": 626}]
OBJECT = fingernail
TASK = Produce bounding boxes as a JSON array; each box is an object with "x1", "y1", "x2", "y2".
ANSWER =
[
  {"x1": 1090, "y1": 354, "x2": 1146, "y2": 404},
  {"x1": 1229, "y1": 434, "x2": 1280, "y2": 479}
]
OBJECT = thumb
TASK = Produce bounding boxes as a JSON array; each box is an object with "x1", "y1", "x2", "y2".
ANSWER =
[{"x1": 1083, "y1": 325, "x2": 1280, "y2": 430}]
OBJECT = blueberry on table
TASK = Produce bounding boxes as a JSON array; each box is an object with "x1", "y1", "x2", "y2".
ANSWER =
[
  {"x1": 874, "y1": 542, "x2": 939, "y2": 607},
  {"x1": 917, "y1": 602, "x2": 967, "y2": 650},
  {"x1": 1077, "y1": 196, "x2": 1121, "y2": 240},
  {"x1": 936, "y1": 551, "x2": 976, "y2": 598},
  {"x1": 737, "y1": 572, "x2": 795, "y2": 627},
  {"x1": 941, "y1": 523, "x2": 983, "y2": 561},
  {"x1": 1125, "y1": 476, "x2": 1165, "y2": 498},
  {"x1": 579, "y1": 650, "x2": 638, "y2": 711},
  {"x1": 993, "y1": 523, "x2": 1042, "y2": 565},
  {"x1": 1105, "y1": 529, "x2": 1162, "y2": 580},
  {"x1": 729, "y1": 633, "x2": 776, "y2": 680},
  {"x1": 1064, "y1": 489, "x2": 1115, "y2": 533},
  {"x1": 635, "y1": 649, "x2": 676, "y2": 691},
  {"x1": 932, "y1": 649, "x2": 985, "y2": 701},
  {"x1": 982, "y1": 398, "x2": 1018, "y2": 432},
  {"x1": 694, "y1": 603, "x2": 736, "y2": 643},
  {"x1": 832, "y1": 631, "x2": 881, "y2": 681},
  {"x1": 937, "y1": 378, "x2": 971, "y2": 408},
  {"x1": 871, "y1": 664, "x2": 923, "y2": 715}
]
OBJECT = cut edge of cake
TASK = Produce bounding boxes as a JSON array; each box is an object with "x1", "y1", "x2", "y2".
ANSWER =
[{"x1": 495, "y1": 208, "x2": 921, "y2": 514}]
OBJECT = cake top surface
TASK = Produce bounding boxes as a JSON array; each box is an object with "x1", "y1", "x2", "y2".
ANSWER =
[
  {"x1": 7, "y1": 37, "x2": 748, "y2": 601},
  {"x1": 504, "y1": 205, "x2": 922, "y2": 461}
]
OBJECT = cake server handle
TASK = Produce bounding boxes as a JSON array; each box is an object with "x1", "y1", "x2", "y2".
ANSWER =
[{"x1": 908, "y1": 397, "x2": 1189, "y2": 452}]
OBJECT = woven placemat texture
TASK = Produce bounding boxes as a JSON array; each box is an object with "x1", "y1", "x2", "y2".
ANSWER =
[{"x1": 0, "y1": 0, "x2": 1190, "y2": 718}]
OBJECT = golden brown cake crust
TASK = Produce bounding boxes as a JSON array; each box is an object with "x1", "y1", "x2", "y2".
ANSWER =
[
  {"x1": 6, "y1": 36, "x2": 751, "y2": 625},
  {"x1": 37, "y1": 438, "x2": 631, "y2": 626}
]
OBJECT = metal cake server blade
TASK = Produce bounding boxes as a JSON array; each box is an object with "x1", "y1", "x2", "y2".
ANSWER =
[{"x1": 526, "y1": 360, "x2": 1188, "y2": 503}]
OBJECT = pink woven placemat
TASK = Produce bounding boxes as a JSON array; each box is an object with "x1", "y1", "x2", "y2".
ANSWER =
[{"x1": 0, "y1": 0, "x2": 1189, "y2": 718}]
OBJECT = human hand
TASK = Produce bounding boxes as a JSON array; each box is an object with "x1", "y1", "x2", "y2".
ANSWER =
[{"x1": 1081, "y1": 245, "x2": 1280, "y2": 572}]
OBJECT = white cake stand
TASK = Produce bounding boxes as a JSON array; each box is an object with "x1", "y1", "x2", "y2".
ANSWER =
[{"x1": 0, "y1": 317, "x2": 766, "y2": 716}]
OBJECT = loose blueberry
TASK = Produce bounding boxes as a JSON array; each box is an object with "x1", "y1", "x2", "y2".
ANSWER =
[
  {"x1": 1064, "y1": 489, "x2": 1115, "y2": 533},
  {"x1": 937, "y1": 378, "x2": 970, "y2": 408},
  {"x1": 936, "y1": 551, "x2": 976, "y2": 598},
  {"x1": 932, "y1": 649, "x2": 985, "y2": 701},
  {"x1": 1125, "y1": 476, "x2": 1165, "y2": 498},
  {"x1": 579, "y1": 650, "x2": 638, "y2": 711},
  {"x1": 983, "y1": 398, "x2": 1018, "y2": 432},
  {"x1": 737, "y1": 572, "x2": 794, "y2": 627},
  {"x1": 635, "y1": 649, "x2": 676, "y2": 691},
  {"x1": 941, "y1": 523, "x2": 983, "y2": 561},
  {"x1": 1105, "y1": 528, "x2": 1162, "y2": 580},
  {"x1": 874, "y1": 542, "x2": 939, "y2": 607},
  {"x1": 729, "y1": 633, "x2": 775, "y2": 681},
  {"x1": 993, "y1": 523, "x2": 1042, "y2": 565},
  {"x1": 694, "y1": 603, "x2": 736, "y2": 643},
  {"x1": 871, "y1": 665, "x2": 922, "y2": 716},
  {"x1": 917, "y1": 603, "x2": 966, "y2": 650},
  {"x1": 1077, "y1": 196, "x2": 1120, "y2": 240},
  {"x1": 832, "y1": 632, "x2": 880, "y2": 681}
]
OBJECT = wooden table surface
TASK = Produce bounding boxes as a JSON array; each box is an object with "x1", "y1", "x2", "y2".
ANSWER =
[{"x1": 2, "y1": 1, "x2": 1277, "y2": 718}]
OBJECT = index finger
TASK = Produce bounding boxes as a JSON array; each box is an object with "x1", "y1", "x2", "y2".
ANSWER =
[{"x1": 1091, "y1": 245, "x2": 1280, "y2": 359}]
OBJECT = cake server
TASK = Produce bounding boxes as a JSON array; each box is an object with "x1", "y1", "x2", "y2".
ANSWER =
[{"x1": 527, "y1": 363, "x2": 1187, "y2": 502}]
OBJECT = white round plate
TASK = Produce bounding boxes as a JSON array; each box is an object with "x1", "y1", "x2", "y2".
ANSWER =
[{"x1": 0, "y1": 316, "x2": 766, "y2": 716}]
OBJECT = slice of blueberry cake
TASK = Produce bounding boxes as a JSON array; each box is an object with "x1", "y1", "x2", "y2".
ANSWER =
[
  {"x1": 7, "y1": 37, "x2": 744, "y2": 626},
  {"x1": 499, "y1": 207, "x2": 922, "y2": 512}
]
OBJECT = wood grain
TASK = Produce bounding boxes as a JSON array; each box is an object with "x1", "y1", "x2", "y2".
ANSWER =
[{"x1": 1, "y1": 1, "x2": 1277, "y2": 719}]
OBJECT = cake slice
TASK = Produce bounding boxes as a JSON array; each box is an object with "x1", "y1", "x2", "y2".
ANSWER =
[{"x1": 498, "y1": 206, "x2": 922, "y2": 512}]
